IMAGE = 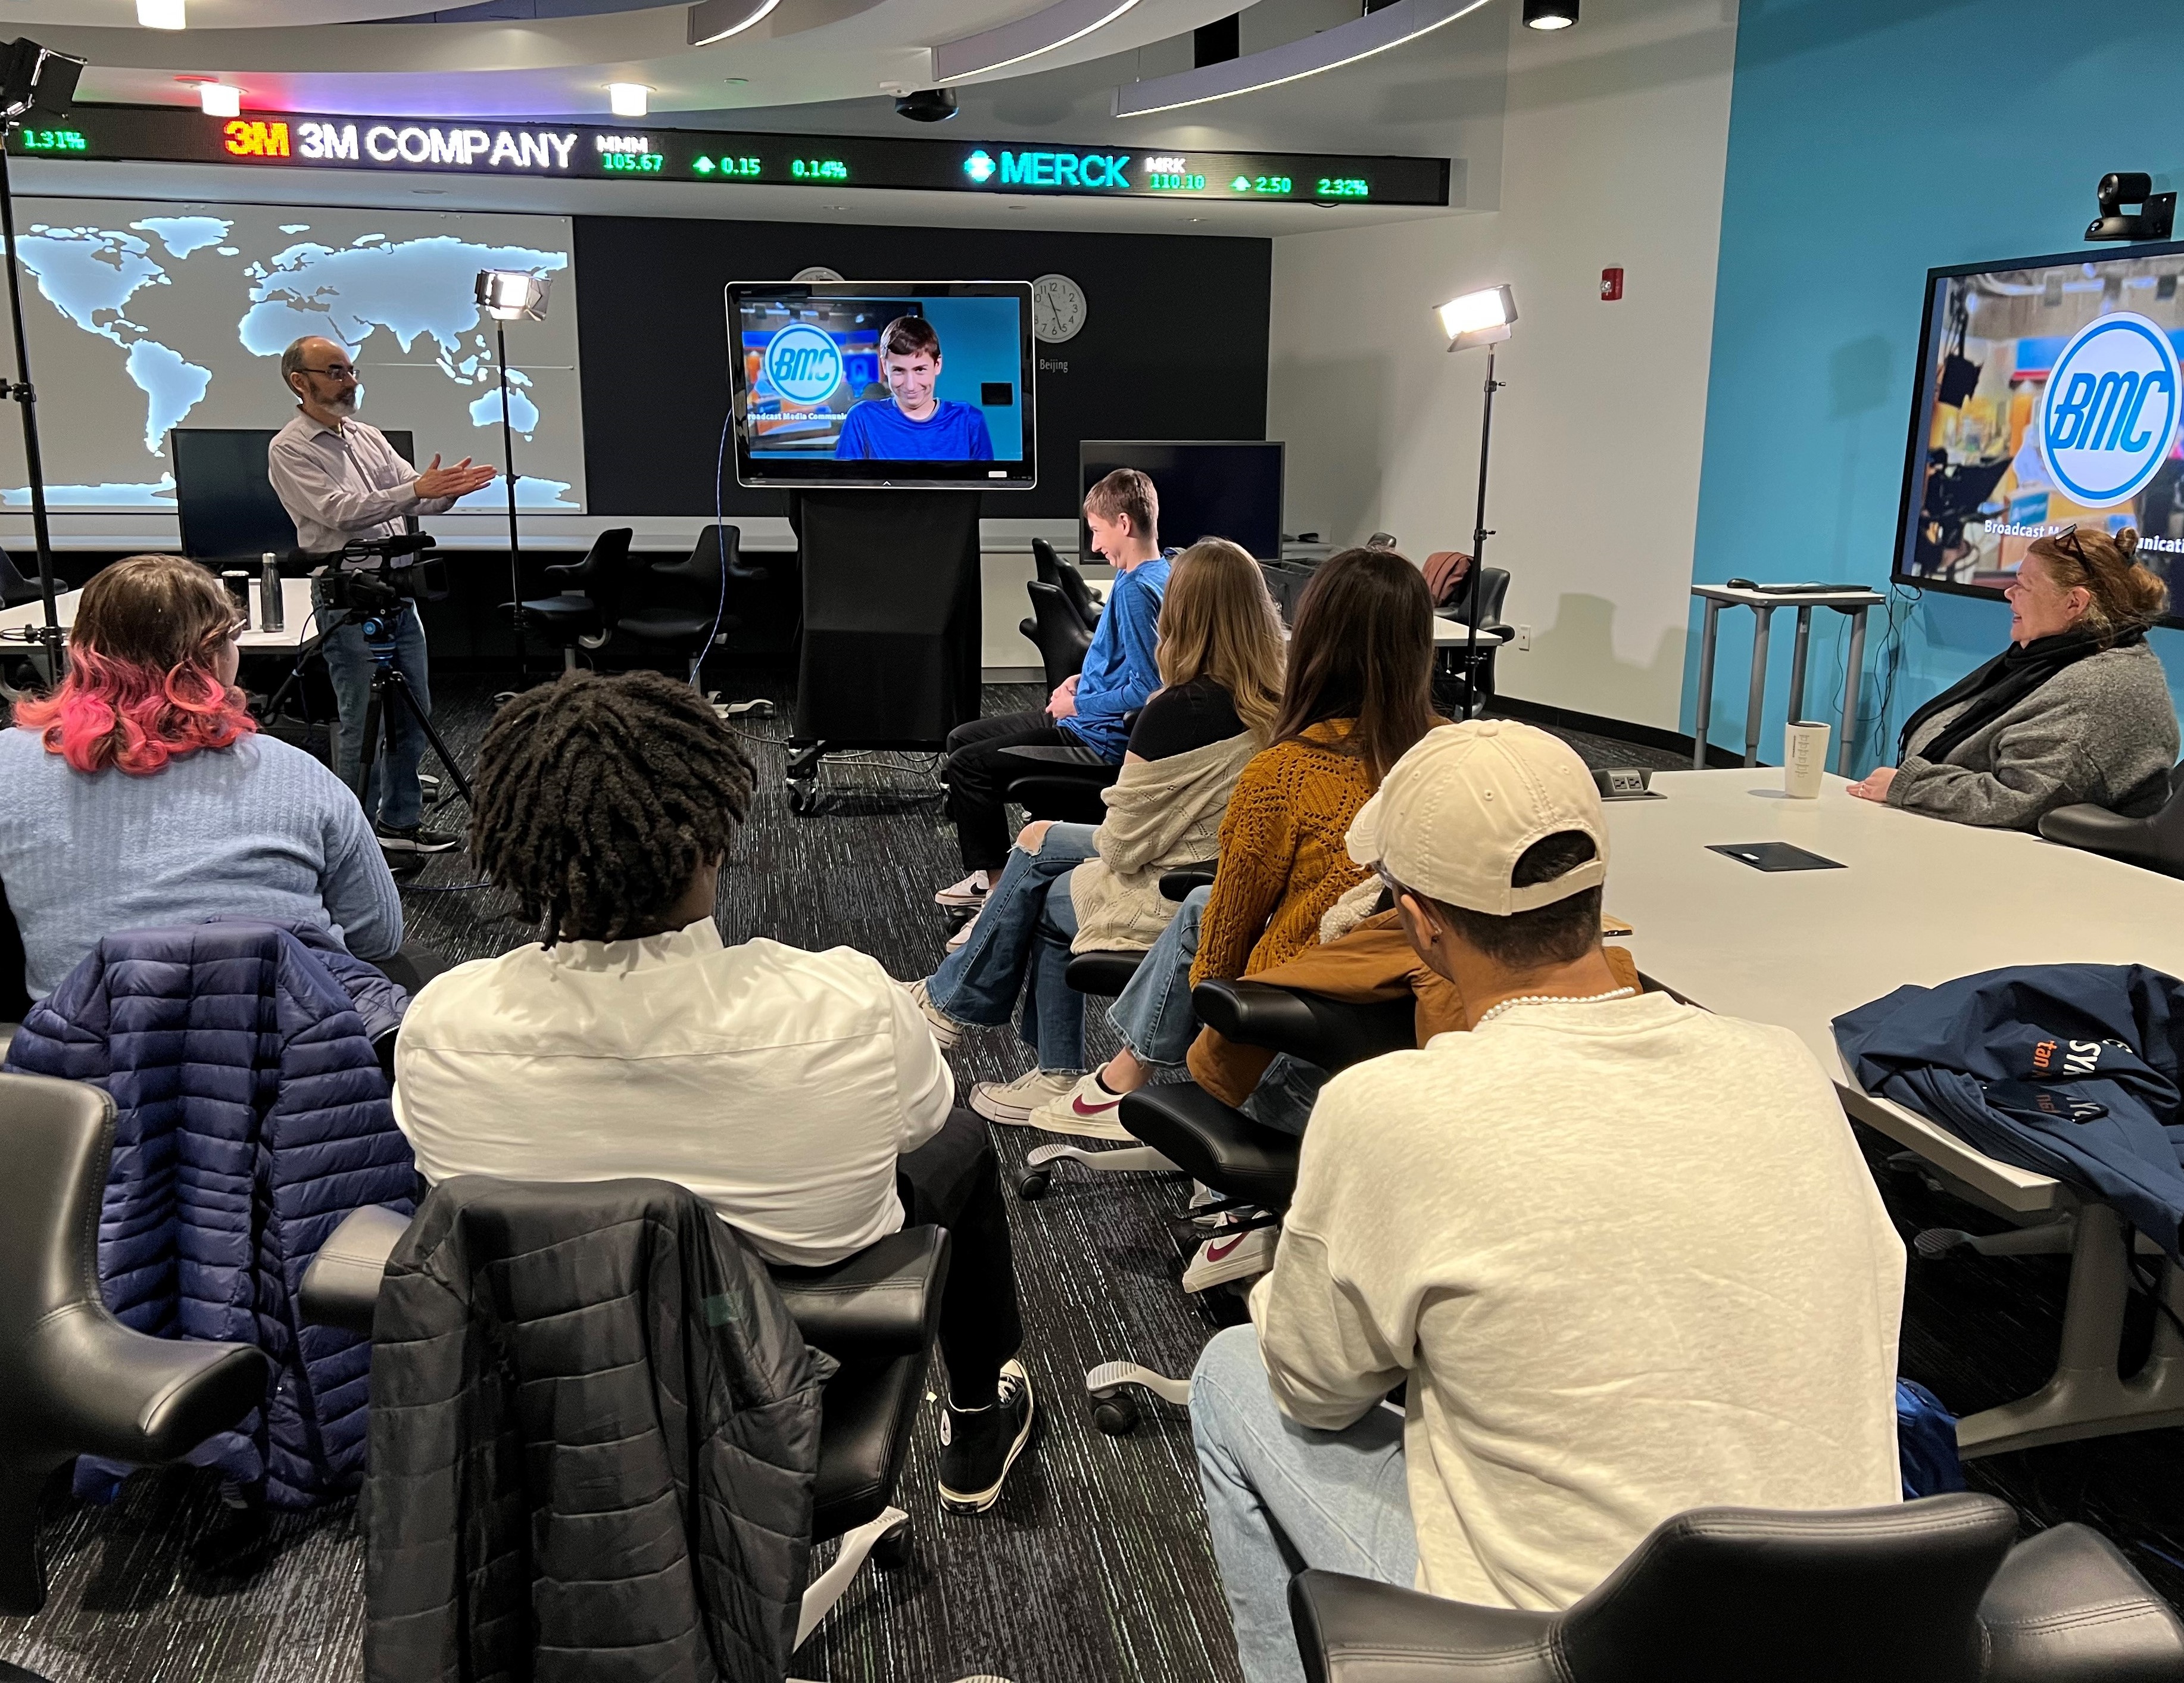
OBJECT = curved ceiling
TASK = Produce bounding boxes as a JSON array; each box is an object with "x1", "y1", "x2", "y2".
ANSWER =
[{"x1": 26, "y1": 0, "x2": 1263, "y2": 120}]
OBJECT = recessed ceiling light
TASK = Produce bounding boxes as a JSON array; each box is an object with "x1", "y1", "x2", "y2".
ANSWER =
[
  {"x1": 607, "y1": 82, "x2": 651, "y2": 119},
  {"x1": 1523, "y1": 0, "x2": 1578, "y2": 27},
  {"x1": 139, "y1": 0, "x2": 186, "y2": 28},
  {"x1": 198, "y1": 82, "x2": 240, "y2": 118}
]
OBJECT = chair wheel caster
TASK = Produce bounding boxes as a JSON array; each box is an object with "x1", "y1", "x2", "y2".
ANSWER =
[
  {"x1": 1016, "y1": 1168, "x2": 1051, "y2": 1201},
  {"x1": 872, "y1": 1526, "x2": 912, "y2": 1570},
  {"x1": 1091, "y1": 1392, "x2": 1139, "y2": 1436},
  {"x1": 786, "y1": 777, "x2": 817, "y2": 815}
]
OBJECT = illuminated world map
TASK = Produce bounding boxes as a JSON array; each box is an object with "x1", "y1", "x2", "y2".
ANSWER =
[{"x1": 0, "y1": 198, "x2": 586, "y2": 513}]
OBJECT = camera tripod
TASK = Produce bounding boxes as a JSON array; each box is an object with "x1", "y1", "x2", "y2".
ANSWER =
[{"x1": 353, "y1": 602, "x2": 475, "y2": 815}]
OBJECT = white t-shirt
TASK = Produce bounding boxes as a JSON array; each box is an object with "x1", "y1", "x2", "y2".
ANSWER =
[
  {"x1": 1250, "y1": 990, "x2": 1906, "y2": 1611},
  {"x1": 392, "y1": 919, "x2": 953, "y2": 1266}
]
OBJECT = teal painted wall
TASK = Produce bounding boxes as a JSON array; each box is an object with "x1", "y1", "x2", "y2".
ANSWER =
[{"x1": 1687, "y1": 0, "x2": 2184, "y2": 769}]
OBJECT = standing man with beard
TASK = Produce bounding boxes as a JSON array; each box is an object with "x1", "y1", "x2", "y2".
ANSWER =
[{"x1": 269, "y1": 334, "x2": 495, "y2": 855}]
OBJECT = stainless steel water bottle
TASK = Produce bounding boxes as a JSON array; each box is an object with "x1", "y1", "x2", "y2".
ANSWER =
[{"x1": 259, "y1": 553, "x2": 284, "y2": 632}]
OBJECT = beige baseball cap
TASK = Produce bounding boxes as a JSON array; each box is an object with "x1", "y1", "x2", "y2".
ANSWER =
[{"x1": 1345, "y1": 721, "x2": 1609, "y2": 914}]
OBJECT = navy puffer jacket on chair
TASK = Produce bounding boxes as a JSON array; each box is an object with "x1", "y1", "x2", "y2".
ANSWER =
[{"x1": 3, "y1": 921, "x2": 416, "y2": 1506}]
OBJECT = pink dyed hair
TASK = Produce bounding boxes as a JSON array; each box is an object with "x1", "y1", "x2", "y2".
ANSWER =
[{"x1": 13, "y1": 554, "x2": 257, "y2": 775}]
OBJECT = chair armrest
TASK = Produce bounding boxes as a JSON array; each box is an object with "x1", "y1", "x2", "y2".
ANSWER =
[
  {"x1": 27, "y1": 1304, "x2": 269, "y2": 1464},
  {"x1": 999, "y1": 743, "x2": 1113, "y2": 771},
  {"x1": 1066, "y1": 949, "x2": 1146, "y2": 995},
  {"x1": 1118, "y1": 1083, "x2": 1302, "y2": 1213},
  {"x1": 542, "y1": 558, "x2": 587, "y2": 582},
  {"x1": 298, "y1": 1204, "x2": 413, "y2": 1335},
  {"x1": 1980, "y1": 1522, "x2": 2184, "y2": 1683},
  {"x1": 1159, "y1": 864, "x2": 1215, "y2": 901},
  {"x1": 1194, "y1": 980, "x2": 1417, "y2": 1072},
  {"x1": 1289, "y1": 1570, "x2": 1558, "y2": 1683},
  {"x1": 769, "y1": 1225, "x2": 950, "y2": 1361}
]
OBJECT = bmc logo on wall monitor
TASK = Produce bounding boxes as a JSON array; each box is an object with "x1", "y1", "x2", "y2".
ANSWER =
[
  {"x1": 2039, "y1": 311, "x2": 2182, "y2": 507},
  {"x1": 762, "y1": 324, "x2": 843, "y2": 406}
]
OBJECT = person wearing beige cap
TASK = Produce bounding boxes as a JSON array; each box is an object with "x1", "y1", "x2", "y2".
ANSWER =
[{"x1": 1188, "y1": 720, "x2": 1907, "y2": 1683}]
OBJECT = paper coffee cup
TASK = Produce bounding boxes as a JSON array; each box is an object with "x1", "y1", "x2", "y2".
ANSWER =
[{"x1": 1784, "y1": 720, "x2": 1830, "y2": 799}]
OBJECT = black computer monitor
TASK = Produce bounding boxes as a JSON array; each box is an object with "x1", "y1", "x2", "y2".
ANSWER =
[
  {"x1": 1077, "y1": 440, "x2": 1285, "y2": 564},
  {"x1": 173, "y1": 426, "x2": 415, "y2": 561}
]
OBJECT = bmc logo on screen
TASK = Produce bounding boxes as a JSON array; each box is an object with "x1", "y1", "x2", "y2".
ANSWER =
[
  {"x1": 762, "y1": 324, "x2": 843, "y2": 406},
  {"x1": 2039, "y1": 311, "x2": 2182, "y2": 507}
]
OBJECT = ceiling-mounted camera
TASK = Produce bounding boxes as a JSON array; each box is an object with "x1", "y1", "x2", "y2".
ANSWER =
[{"x1": 894, "y1": 88, "x2": 957, "y2": 123}]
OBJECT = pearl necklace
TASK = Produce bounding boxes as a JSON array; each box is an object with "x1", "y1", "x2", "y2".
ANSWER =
[{"x1": 1473, "y1": 985, "x2": 1637, "y2": 1028}]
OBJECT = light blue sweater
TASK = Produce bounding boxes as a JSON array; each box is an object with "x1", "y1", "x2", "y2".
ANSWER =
[{"x1": 0, "y1": 727, "x2": 403, "y2": 1000}]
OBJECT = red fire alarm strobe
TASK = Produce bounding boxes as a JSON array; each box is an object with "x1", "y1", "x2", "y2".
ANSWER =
[{"x1": 1600, "y1": 267, "x2": 1624, "y2": 301}]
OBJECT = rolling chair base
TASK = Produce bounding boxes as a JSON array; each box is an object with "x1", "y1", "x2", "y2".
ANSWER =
[
  {"x1": 1016, "y1": 1141, "x2": 1178, "y2": 1200},
  {"x1": 1084, "y1": 1361, "x2": 1193, "y2": 1437}
]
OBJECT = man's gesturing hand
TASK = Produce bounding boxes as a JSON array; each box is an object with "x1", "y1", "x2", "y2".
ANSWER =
[{"x1": 415, "y1": 454, "x2": 498, "y2": 500}]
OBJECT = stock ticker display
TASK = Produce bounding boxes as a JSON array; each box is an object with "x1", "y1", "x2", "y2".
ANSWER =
[{"x1": 10, "y1": 105, "x2": 1449, "y2": 208}]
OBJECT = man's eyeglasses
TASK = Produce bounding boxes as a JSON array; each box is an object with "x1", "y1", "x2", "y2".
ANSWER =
[{"x1": 301, "y1": 363, "x2": 358, "y2": 384}]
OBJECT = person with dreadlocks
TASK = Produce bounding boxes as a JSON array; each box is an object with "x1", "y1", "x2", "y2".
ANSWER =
[{"x1": 391, "y1": 670, "x2": 1038, "y2": 1514}]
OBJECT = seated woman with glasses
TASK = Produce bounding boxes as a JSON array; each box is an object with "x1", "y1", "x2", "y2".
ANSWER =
[
  {"x1": 0, "y1": 554, "x2": 403, "y2": 1002},
  {"x1": 1848, "y1": 526, "x2": 2178, "y2": 830}
]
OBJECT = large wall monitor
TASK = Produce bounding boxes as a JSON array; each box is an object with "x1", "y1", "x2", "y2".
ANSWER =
[
  {"x1": 1895, "y1": 239, "x2": 2184, "y2": 622},
  {"x1": 1079, "y1": 441, "x2": 1285, "y2": 563},
  {"x1": 0, "y1": 196, "x2": 586, "y2": 515},
  {"x1": 12, "y1": 104, "x2": 1449, "y2": 208},
  {"x1": 727, "y1": 281, "x2": 1035, "y2": 490}
]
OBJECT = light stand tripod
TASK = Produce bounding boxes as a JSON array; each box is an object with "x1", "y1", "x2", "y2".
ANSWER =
[
  {"x1": 0, "y1": 40, "x2": 85, "y2": 691},
  {"x1": 475, "y1": 268, "x2": 552, "y2": 693},
  {"x1": 1437, "y1": 282, "x2": 1518, "y2": 721}
]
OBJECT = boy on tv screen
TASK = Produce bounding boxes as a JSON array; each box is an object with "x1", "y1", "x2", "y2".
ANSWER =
[{"x1": 835, "y1": 316, "x2": 996, "y2": 462}]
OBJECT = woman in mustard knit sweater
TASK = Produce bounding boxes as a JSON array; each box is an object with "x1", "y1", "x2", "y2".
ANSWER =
[{"x1": 1029, "y1": 547, "x2": 1441, "y2": 1150}]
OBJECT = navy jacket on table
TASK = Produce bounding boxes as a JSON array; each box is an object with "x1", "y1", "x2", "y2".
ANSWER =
[
  {"x1": 1834, "y1": 964, "x2": 2184, "y2": 1256},
  {"x1": 365, "y1": 1177, "x2": 834, "y2": 1683},
  {"x1": 2, "y1": 921, "x2": 416, "y2": 1506}
]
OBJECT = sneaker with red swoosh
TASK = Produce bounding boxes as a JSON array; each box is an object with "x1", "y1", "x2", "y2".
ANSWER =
[
  {"x1": 1024, "y1": 1069, "x2": 1134, "y2": 1142},
  {"x1": 1181, "y1": 1218, "x2": 1278, "y2": 1292}
]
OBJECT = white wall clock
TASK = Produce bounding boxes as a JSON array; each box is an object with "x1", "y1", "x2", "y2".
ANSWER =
[
  {"x1": 792, "y1": 265, "x2": 844, "y2": 283},
  {"x1": 1032, "y1": 273, "x2": 1087, "y2": 344}
]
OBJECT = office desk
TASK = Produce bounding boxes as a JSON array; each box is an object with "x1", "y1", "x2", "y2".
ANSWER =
[
  {"x1": 0, "y1": 577, "x2": 316, "y2": 652},
  {"x1": 1605, "y1": 769, "x2": 2184, "y2": 1456}
]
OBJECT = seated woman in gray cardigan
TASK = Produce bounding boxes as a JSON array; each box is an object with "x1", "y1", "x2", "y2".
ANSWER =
[{"x1": 1848, "y1": 526, "x2": 2177, "y2": 830}]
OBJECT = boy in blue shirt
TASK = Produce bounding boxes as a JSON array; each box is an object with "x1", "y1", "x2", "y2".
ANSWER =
[
  {"x1": 835, "y1": 316, "x2": 996, "y2": 460},
  {"x1": 935, "y1": 468, "x2": 1170, "y2": 907}
]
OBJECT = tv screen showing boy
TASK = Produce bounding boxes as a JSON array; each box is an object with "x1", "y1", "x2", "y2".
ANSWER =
[{"x1": 835, "y1": 316, "x2": 995, "y2": 462}]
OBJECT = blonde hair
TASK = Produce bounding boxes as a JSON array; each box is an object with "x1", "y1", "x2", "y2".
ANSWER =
[
  {"x1": 2025, "y1": 525, "x2": 2169, "y2": 644},
  {"x1": 1152, "y1": 538, "x2": 1285, "y2": 742}
]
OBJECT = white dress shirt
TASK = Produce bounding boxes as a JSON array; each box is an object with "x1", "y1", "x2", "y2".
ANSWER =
[
  {"x1": 391, "y1": 918, "x2": 956, "y2": 1267},
  {"x1": 266, "y1": 411, "x2": 457, "y2": 563}
]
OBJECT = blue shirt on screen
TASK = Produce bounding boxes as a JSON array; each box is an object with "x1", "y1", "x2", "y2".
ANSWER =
[
  {"x1": 1062, "y1": 556, "x2": 1171, "y2": 763},
  {"x1": 835, "y1": 398, "x2": 996, "y2": 462}
]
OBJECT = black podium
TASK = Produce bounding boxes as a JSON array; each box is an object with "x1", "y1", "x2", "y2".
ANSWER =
[{"x1": 785, "y1": 489, "x2": 982, "y2": 812}]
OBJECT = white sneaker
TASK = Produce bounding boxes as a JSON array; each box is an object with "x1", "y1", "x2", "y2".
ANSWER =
[
  {"x1": 935, "y1": 870, "x2": 991, "y2": 909},
  {"x1": 906, "y1": 978, "x2": 967, "y2": 1052},
  {"x1": 971, "y1": 1068, "x2": 1081, "y2": 1125},
  {"x1": 1182, "y1": 1218, "x2": 1278, "y2": 1292},
  {"x1": 1024, "y1": 1069, "x2": 1135, "y2": 1142},
  {"x1": 946, "y1": 910, "x2": 981, "y2": 953}
]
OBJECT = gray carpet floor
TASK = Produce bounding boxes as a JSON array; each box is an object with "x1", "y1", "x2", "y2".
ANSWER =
[{"x1": 7, "y1": 676, "x2": 2180, "y2": 1683}]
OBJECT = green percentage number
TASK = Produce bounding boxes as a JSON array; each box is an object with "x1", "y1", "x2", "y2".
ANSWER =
[
  {"x1": 21, "y1": 129, "x2": 86, "y2": 152},
  {"x1": 792, "y1": 158, "x2": 849, "y2": 181},
  {"x1": 1316, "y1": 177, "x2": 1369, "y2": 198}
]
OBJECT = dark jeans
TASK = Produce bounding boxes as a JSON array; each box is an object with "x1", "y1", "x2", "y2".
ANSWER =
[
  {"x1": 370, "y1": 941, "x2": 451, "y2": 995},
  {"x1": 943, "y1": 709, "x2": 1075, "y2": 874},
  {"x1": 897, "y1": 1107, "x2": 1024, "y2": 1408}
]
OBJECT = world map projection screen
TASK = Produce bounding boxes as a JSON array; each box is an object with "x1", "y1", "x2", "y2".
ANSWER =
[{"x1": 0, "y1": 198, "x2": 586, "y2": 513}]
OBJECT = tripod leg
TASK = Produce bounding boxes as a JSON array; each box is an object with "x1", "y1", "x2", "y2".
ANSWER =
[
  {"x1": 382, "y1": 671, "x2": 476, "y2": 811},
  {"x1": 355, "y1": 674, "x2": 388, "y2": 813}
]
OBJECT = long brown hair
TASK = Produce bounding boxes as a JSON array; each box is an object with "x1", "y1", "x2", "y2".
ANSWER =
[
  {"x1": 2026, "y1": 525, "x2": 2169, "y2": 645},
  {"x1": 1153, "y1": 538, "x2": 1285, "y2": 742},
  {"x1": 1269, "y1": 546, "x2": 1439, "y2": 783}
]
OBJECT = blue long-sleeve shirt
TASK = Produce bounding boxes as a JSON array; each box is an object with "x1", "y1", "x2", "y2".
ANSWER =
[
  {"x1": 0, "y1": 727, "x2": 402, "y2": 999},
  {"x1": 1062, "y1": 555, "x2": 1171, "y2": 762}
]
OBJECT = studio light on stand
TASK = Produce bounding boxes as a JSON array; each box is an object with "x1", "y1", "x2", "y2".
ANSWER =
[
  {"x1": 475, "y1": 267, "x2": 550, "y2": 685},
  {"x1": 0, "y1": 39, "x2": 85, "y2": 689},
  {"x1": 1436, "y1": 282, "x2": 1515, "y2": 719}
]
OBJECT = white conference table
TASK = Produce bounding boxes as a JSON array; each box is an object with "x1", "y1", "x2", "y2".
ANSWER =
[
  {"x1": 0, "y1": 577, "x2": 317, "y2": 653},
  {"x1": 1603, "y1": 769, "x2": 2184, "y2": 1457}
]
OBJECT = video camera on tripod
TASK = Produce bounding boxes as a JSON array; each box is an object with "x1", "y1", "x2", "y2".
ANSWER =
[{"x1": 308, "y1": 532, "x2": 450, "y2": 619}]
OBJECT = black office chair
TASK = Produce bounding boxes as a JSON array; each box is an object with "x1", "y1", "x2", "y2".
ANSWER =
[
  {"x1": 1001, "y1": 737, "x2": 1116, "y2": 825},
  {"x1": 1438, "y1": 564, "x2": 1515, "y2": 716},
  {"x1": 1290, "y1": 1492, "x2": 2184, "y2": 1683},
  {"x1": 507, "y1": 526, "x2": 631, "y2": 672},
  {"x1": 298, "y1": 1200, "x2": 949, "y2": 1648},
  {"x1": 2039, "y1": 761, "x2": 2184, "y2": 878},
  {"x1": 0, "y1": 1073, "x2": 270, "y2": 1617},
  {"x1": 1022, "y1": 579, "x2": 1094, "y2": 689},
  {"x1": 0, "y1": 544, "x2": 40, "y2": 608},
  {"x1": 0, "y1": 872, "x2": 29, "y2": 1055},
  {"x1": 1034, "y1": 538, "x2": 1102, "y2": 629},
  {"x1": 617, "y1": 523, "x2": 744, "y2": 685}
]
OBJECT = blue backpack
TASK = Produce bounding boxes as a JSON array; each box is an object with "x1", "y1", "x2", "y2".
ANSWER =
[{"x1": 1897, "y1": 1378, "x2": 1965, "y2": 1498}]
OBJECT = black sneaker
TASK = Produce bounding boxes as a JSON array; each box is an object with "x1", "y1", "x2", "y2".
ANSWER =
[
  {"x1": 938, "y1": 1359, "x2": 1035, "y2": 1514},
  {"x1": 376, "y1": 822, "x2": 461, "y2": 855}
]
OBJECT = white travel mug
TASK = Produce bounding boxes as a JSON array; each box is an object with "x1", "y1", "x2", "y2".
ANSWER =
[{"x1": 1783, "y1": 720, "x2": 1830, "y2": 799}]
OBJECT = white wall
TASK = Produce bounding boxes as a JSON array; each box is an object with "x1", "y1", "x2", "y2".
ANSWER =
[{"x1": 1267, "y1": 0, "x2": 1737, "y2": 731}]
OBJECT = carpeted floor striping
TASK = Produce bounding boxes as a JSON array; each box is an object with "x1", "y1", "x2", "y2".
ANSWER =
[{"x1": 4, "y1": 676, "x2": 2183, "y2": 1683}]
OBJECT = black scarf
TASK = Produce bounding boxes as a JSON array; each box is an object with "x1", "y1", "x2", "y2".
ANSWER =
[{"x1": 1898, "y1": 627, "x2": 2135, "y2": 764}]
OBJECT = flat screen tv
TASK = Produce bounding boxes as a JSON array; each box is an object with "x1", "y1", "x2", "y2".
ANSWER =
[
  {"x1": 726, "y1": 280, "x2": 1035, "y2": 490},
  {"x1": 1078, "y1": 441, "x2": 1285, "y2": 564},
  {"x1": 173, "y1": 426, "x2": 414, "y2": 560},
  {"x1": 1894, "y1": 240, "x2": 2184, "y2": 624}
]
